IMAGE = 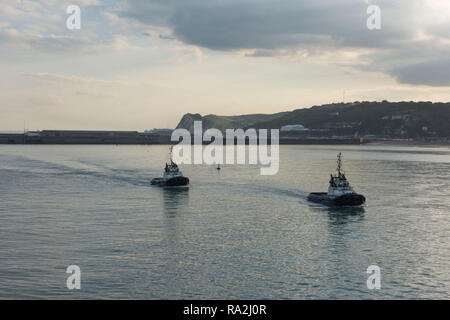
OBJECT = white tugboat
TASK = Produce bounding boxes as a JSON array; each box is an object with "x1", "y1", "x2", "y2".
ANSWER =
[
  {"x1": 151, "y1": 147, "x2": 190, "y2": 187},
  {"x1": 308, "y1": 153, "x2": 365, "y2": 206}
]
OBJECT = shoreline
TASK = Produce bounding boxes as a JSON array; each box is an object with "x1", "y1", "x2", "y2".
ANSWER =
[
  {"x1": 1, "y1": 141, "x2": 449, "y2": 147},
  {"x1": 365, "y1": 140, "x2": 450, "y2": 147}
]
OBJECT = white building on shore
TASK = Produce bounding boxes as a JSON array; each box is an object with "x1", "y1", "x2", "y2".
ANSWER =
[{"x1": 280, "y1": 124, "x2": 309, "y2": 132}]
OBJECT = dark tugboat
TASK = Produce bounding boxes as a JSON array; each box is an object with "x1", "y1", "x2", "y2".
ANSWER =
[
  {"x1": 151, "y1": 147, "x2": 190, "y2": 187},
  {"x1": 308, "y1": 153, "x2": 365, "y2": 206}
]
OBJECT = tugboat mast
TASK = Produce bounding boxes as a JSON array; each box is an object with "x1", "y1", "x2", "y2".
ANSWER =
[
  {"x1": 169, "y1": 146, "x2": 175, "y2": 165},
  {"x1": 336, "y1": 152, "x2": 343, "y2": 176}
]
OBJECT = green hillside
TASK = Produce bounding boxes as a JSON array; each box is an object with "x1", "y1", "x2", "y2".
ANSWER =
[
  {"x1": 176, "y1": 101, "x2": 450, "y2": 138},
  {"x1": 252, "y1": 101, "x2": 450, "y2": 137}
]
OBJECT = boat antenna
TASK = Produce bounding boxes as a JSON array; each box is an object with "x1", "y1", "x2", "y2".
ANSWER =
[
  {"x1": 337, "y1": 152, "x2": 343, "y2": 175},
  {"x1": 169, "y1": 146, "x2": 174, "y2": 164}
]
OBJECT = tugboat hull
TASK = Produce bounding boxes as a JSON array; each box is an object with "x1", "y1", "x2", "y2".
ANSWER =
[
  {"x1": 151, "y1": 176, "x2": 189, "y2": 187},
  {"x1": 307, "y1": 192, "x2": 365, "y2": 207},
  {"x1": 165, "y1": 176, "x2": 189, "y2": 187}
]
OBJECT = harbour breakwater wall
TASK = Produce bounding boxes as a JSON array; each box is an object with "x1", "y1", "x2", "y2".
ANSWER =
[
  {"x1": 0, "y1": 133, "x2": 363, "y2": 145},
  {"x1": 0, "y1": 133, "x2": 170, "y2": 145}
]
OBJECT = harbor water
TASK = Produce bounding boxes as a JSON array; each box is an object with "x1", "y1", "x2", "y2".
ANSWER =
[{"x1": 0, "y1": 144, "x2": 449, "y2": 299}]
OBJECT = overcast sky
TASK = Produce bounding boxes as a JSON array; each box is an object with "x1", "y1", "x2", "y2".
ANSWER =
[{"x1": 1, "y1": 0, "x2": 450, "y2": 130}]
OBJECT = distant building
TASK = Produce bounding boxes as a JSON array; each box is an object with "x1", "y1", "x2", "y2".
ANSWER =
[
  {"x1": 25, "y1": 131, "x2": 40, "y2": 137},
  {"x1": 40, "y1": 130, "x2": 139, "y2": 138},
  {"x1": 391, "y1": 115, "x2": 409, "y2": 120},
  {"x1": 280, "y1": 124, "x2": 309, "y2": 132},
  {"x1": 143, "y1": 129, "x2": 173, "y2": 135},
  {"x1": 322, "y1": 122, "x2": 361, "y2": 129}
]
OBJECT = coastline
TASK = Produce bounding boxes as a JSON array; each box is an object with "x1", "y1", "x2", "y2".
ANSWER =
[
  {"x1": 1, "y1": 132, "x2": 448, "y2": 147},
  {"x1": 365, "y1": 140, "x2": 450, "y2": 147}
]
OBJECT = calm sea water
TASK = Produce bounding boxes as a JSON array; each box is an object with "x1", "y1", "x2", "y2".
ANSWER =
[{"x1": 0, "y1": 144, "x2": 449, "y2": 299}]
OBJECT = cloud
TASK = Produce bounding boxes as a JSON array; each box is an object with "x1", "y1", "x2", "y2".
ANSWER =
[
  {"x1": 391, "y1": 59, "x2": 450, "y2": 86},
  {"x1": 41, "y1": 0, "x2": 103, "y2": 7},
  {"x1": 0, "y1": 25, "x2": 135, "y2": 54},
  {"x1": 115, "y1": 0, "x2": 450, "y2": 86},
  {"x1": 3, "y1": 0, "x2": 450, "y2": 87},
  {"x1": 21, "y1": 72, "x2": 127, "y2": 86},
  {"x1": 116, "y1": 0, "x2": 418, "y2": 50},
  {"x1": 73, "y1": 0, "x2": 103, "y2": 6},
  {"x1": 0, "y1": 0, "x2": 135, "y2": 55}
]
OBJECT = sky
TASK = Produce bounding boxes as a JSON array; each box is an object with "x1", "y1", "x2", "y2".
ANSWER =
[{"x1": 1, "y1": 0, "x2": 450, "y2": 131}]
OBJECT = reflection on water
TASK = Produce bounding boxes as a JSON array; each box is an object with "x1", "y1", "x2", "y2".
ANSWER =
[
  {"x1": 309, "y1": 205, "x2": 365, "y2": 225},
  {"x1": 326, "y1": 206, "x2": 365, "y2": 237},
  {"x1": 309, "y1": 205, "x2": 366, "y2": 237},
  {"x1": 327, "y1": 206, "x2": 365, "y2": 223},
  {"x1": 162, "y1": 187, "x2": 190, "y2": 218}
]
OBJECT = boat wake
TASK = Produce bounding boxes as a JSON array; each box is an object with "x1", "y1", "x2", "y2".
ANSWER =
[{"x1": 5, "y1": 155, "x2": 152, "y2": 187}]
